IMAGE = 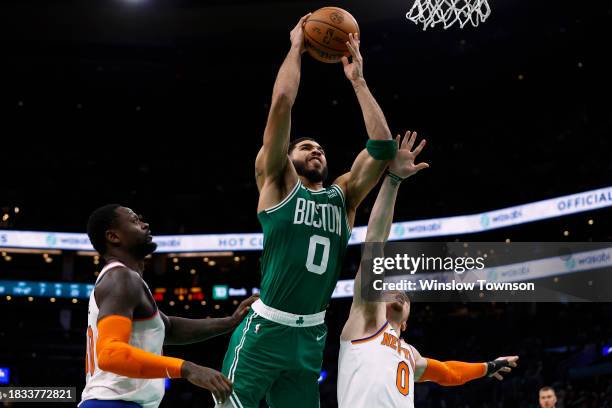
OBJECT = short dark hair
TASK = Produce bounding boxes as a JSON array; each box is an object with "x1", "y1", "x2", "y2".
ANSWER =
[
  {"x1": 288, "y1": 137, "x2": 317, "y2": 155},
  {"x1": 539, "y1": 386, "x2": 555, "y2": 394},
  {"x1": 87, "y1": 204, "x2": 121, "y2": 255}
]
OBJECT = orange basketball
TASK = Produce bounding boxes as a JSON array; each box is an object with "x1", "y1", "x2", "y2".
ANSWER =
[{"x1": 303, "y1": 7, "x2": 360, "y2": 64}]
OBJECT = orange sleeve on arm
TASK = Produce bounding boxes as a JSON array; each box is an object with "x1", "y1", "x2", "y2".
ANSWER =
[
  {"x1": 420, "y1": 358, "x2": 486, "y2": 386},
  {"x1": 96, "y1": 315, "x2": 184, "y2": 379}
]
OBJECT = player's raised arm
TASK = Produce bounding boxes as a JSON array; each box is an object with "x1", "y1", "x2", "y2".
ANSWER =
[
  {"x1": 334, "y1": 33, "x2": 397, "y2": 220},
  {"x1": 343, "y1": 132, "x2": 428, "y2": 338},
  {"x1": 351, "y1": 131, "x2": 428, "y2": 306},
  {"x1": 160, "y1": 295, "x2": 258, "y2": 345},
  {"x1": 255, "y1": 13, "x2": 311, "y2": 193},
  {"x1": 410, "y1": 344, "x2": 519, "y2": 386},
  {"x1": 95, "y1": 268, "x2": 233, "y2": 403}
]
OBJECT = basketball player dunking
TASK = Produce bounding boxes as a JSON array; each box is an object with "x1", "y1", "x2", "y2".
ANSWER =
[
  {"x1": 338, "y1": 133, "x2": 519, "y2": 407},
  {"x1": 80, "y1": 204, "x2": 258, "y2": 408},
  {"x1": 219, "y1": 13, "x2": 398, "y2": 408}
]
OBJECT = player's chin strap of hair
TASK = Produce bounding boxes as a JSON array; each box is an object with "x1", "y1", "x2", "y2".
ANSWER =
[
  {"x1": 420, "y1": 358, "x2": 511, "y2": 386},
  {"x1": 96, "y1": 315, "x2": 184, "y2": 379},
  {"x1": 366, "y1": 139, "x2": 398, "y2": 160}
]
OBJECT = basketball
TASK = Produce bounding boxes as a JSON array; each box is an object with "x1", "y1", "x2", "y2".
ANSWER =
[{"x1": 303, "y1": 7, "x2": 360, "y2": 64}]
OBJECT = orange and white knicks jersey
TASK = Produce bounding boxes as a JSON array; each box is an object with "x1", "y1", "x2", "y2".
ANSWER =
[
  {"x1": 80, "y1": 261, "x2": 166, "y2": 408},
  {"x1": 338, "y1": 322, "x2": 416, "y2": 408}
]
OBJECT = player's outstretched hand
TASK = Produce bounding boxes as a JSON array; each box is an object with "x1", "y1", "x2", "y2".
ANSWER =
[
  {"x1": 341, "y1": 33, "x2": 364, "y2": 83},
  {"x1": 388, "y1": 130, "x2": 429, "y2": 179},
  {"x1": 486, "y1": 356, "x2": 519, "y2": 380},
  {"x1": 231, "y1": 294, "x2": 260, "y2": 326},
  {"x1": 182, "y1": 361, "x2": 233, "y2": 404}
]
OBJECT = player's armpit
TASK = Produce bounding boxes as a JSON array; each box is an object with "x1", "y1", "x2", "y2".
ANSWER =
[
  {"x1": 96, "y1": 315, "x2": 184, "y2": 379},
  {"x1": 419, "y1": 358, "x2": 486, "y2": 386}
]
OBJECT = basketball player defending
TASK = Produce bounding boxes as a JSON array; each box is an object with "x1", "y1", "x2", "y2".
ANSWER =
[
  {"x1": 219, "y1": 13, "x2": 398, "y2": 408},
  {"x1": 338, "y1": 133, "x2": 519, "y2": 407},
  {"x1": 80, "y1": 204, "x2": 258, "y2": 408}
]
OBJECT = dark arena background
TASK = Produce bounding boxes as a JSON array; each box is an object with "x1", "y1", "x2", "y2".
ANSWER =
[{"x1": 1, "y1": 0, "x2": 611, "y2": 407}]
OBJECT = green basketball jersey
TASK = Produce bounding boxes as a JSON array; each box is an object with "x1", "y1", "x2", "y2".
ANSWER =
[{"x1": 257, "y1": 180, "x2": 351, "y2": 315}]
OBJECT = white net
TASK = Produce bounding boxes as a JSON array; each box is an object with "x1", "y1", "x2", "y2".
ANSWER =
[{"x1": 406, "y1": 0, "x2": 491, "y2": 30}]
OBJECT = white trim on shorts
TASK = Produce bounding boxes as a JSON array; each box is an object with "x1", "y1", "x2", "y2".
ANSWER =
[
  {"x1": 230, "y1": 392, "x2": 244, "y2": 408},
  {"x1": 228, "y1": 312, "x2": 257, "y2": 382},
  {"x1": 213, "y1": 391, "x2": 244, "y2": 408},
  {"x1": 250, "y1": 299, "x2": 325, "y2": 327}
]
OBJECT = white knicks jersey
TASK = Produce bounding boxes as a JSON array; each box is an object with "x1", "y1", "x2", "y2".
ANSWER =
[
  {"x1": 338, "y1": 322, "x2": 416, "y2": 408},
  {"x1": 80, "y1": 262, "x2": 166, "y2": 408}
]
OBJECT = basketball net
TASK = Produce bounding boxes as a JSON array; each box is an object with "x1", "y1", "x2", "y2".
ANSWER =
[{"x1": 406, "y1": 0, "x2": 491, "y2": 30}]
